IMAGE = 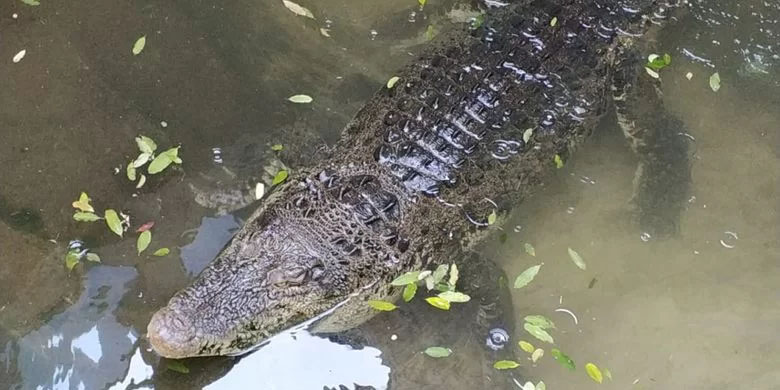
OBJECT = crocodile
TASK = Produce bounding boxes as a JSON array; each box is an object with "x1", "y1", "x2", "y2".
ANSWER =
[{"x1": 148, "y1": 0, "x2": 693, "y2": 365}]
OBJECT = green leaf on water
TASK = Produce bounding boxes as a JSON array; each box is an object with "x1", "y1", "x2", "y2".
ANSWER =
[
  {"x1": 136, "y1": 174, "x2": 147, "y2": 189},
  {"x1": 368, "y1": 300, "x2": 398, "y2": 311},
  {"x1": 20, "y1": 0, "x2": 40, "y2": 6},
  {"x1": 709, "y1": 72, "x2": 721, "y2": 92},
  {"x1": 425, "y1": 296, "x2": 451, "y2": 310},
  {"x1": 402, "y1": 282, "x2": 417, "y2": 302},
  {"x1": 73, "y1": 212, "x2": 101, "y2": 222},
  {"x1": 166, "y1": 360, "x2": 190, "y2": 374},
  {"x1": 132, "y1": 152, "x2": 152, "y2": 168},
  {"x1": 448, "y1": 263, "x2": 459, "y2": 287},
  {"x1": 85, "y1": 252, "x2": 101, "y2": 263},
  {"x1": 536, "y1": 382, "x2": 546, "y2": 390},
  {"x1": 487, "y1": 210, "x2": 497, "y2": 225},
  {"x1": 272, "y1": 170, "x2": 288, "y2": 186},
  {"x1": 550, "y1": 348, "x2": 575, "y2": 371},
  {"x1": 153, "y1": 247, "x2": 170, "y2": 257},
  {"x1": 513, "y1": 264, "x2": 542, "y2": 289},
  {"x1": 135, "y1": 135, "x2": 157, "y2": 154},
  {"x1": 524, "y1": 314, "x2": 556, "y2": 329},
  {"x1": 271, "y1": 144, "x2": 284, "y2": 151},
  {"x1": 471, "y1": 13, "x2": 486, "y2": 29},
  {"x1": 137, "y1": 230, "x2": 151, "y2": 255},
  {"x1": 391, "y1": 271, "x2": 420, "y2": 286},
  {"x1": 288, "y1": 94, "x2": 313, "y2": 103},
  {"x1": 603, "y1": 367, "x2": 612, "y2": 380},
  {"x1": 437, "y1": 291, "x2": 470, "y2": 303},
  {"x1": 72, "y1": 192, "x2": 95, "y2": 212},
  {"x1": 65, "y1": 251, "x2": 80, "y2": 271},
  {"x1": 126, "y1": 162, "x2": 137, "y2": 181},
  {"x1": 104, "y1": 209, "x2": 123, "y2": 237},
  {"x1": 493, "y1": 360, "x2": 520, "y2": 370},
  {"x1": 550, "y1": 16, "x2": 558, "y2": 27},
  {"x1": 524, "y1": 243, "x2": 536, "y2": 257},
  {"x1": 646, "y1": 53, "x2": 672, "y2": 71},
  {"x1": 424, "y1": 25, "x2": 437, "y2": 41},
  {"x1": 586, "y1": 362, "x2": 603, "y2": 383},
  {"x1": 567, "y1": 247, "x2": 587, "y2": 270},
  {"x1": 518, "y1": 340, "x2": 535, "y2": 354},
  {"x1": 386, "y1": 76, "x2": 400, "y2": 89},
  {"x1": 282, "y1": 0, "x2": 315, "y2": 19},
  {"x1": 423, "y1": 346, "x2": 452, "y2": 358},
  {"x1": 132, "y1": 36, "x2": 146, "y2": 55},
  {"x1": 524, "y1": 323, "x2": 554, "y2": 344},
  {"x1": 418, "y1": 0, "x2": 426, "y2": 8},
  {"x1": 554, "y1": 154, "x2": 564, "y2": 168},
  {"x1": 432, "y1": 264, "x2": 449, "y2": 283}
]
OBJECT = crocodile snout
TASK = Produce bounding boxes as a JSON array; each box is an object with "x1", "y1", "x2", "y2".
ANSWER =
[{"x1": 147, "y1": 307, "x2": 199, "y2": 359}]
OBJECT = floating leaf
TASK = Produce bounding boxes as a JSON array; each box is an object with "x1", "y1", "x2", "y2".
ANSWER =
[
  {"x1": 425, "y1": 296, "x2": 450, "y2": 310},
  {"x1": 418, "y1": 0, "x2": 426, "y2": 7},
  {"x1": 423, "y1": 346, "x2": 452, "y2": 358},
  {"x1": 487, "y1": 210, "x2": 497, "y2": 225},
  {"x1": 604, "y1": 368, "x2": 613, "y2": 380},
  {"x1": 166, "y1": 360, "x2": 189, "y2": 374},
  {"x1": 148, "y1": 154, "x2": 171, "y2": 174},
  {"x1": 255, "y1": 182, "x2": 265, "y2": 200},
  {"x1": 417, "y1": 270, "x2": 432, "y2": 280},
  {"x1": 85, "y1": 253, "x2": 101, "y2": 263},
  {"x1": 646, "y1": 53, "x2": 671, "y2": 71},
  {"x1": 438, "y1": 291, "x2": 470, "y2": 303},
  {"x1": 514, "y1": 264, "x2": 542, "y2": 289},
  {"x1": 524, "y1": 314, "x2": 556, "y2": 329},
  {"x1": 133, "y1": 153, "x2": 151, "y2": 168},
  {"x1": 531, "y1": 348, "x2": 544, "y2": 363},
  {"x1": 524, "y1": 243, "x2": 536, "y2": 257},
  {"x1": 432, "y1": 264, "x2": 449, "y2": 283},
  {"x1": 424, "y1": 275, "x2": 435, "y2": 290},
  {"x1": 471, "y1": 13, "x2": 485, "y2": 29},
  {"x1": 272, "y1": 170, "x2": 288, "y2": 185},
  {"x1": 493, "y1": 360, "x2": 520, "y2": 370},
  {"x1": 521, "y1": 382, "x2": 536, "y2": 390},
  {"x1": 282, "y1": 0, "x2": 315, "y2": 19},
  {"x1": 71, "y1": 192, "x2": 94, "y2": 212},
  {"x1": 550, "y1": 17, "x2": 558, "y2": 27},
  {"x1": 73, "y1": 212, "x2": 101, "y2": 222},
  {"x1": 685, "y1": 72, "x2": 693, "y2": 80},
  {"x1": 288, "y1": 94, "x2": 313, "y2": 103},
  {"x1": 391, "y1": 271, "x2": 420, "y2": 286},
  {"x1": 567, "y1": 247, "x2": 587, "y2": 270},
  {"x1": 709, "y1": 72, "x2": 721, "y2": 92},
  {"x1": 153, "y1": 247, "x2": 170, "y2": 257},
  {"x1": 550, "y1": 348, "x2": 575, "y2": 371},
  {"x1": 424, "y1": 24, "x2": 437, "y2": 41},
  {"x1": 518, "y1": 341, "x2": 535, "y2": 354},
  {"x1": 524, "y1": 323, "x2": 554, "y2": 344},
  {"x1": 132, "y1": 36, "x2": 146, "y2": 55},
  {"x1": 271, "y1": 144, "x2": 284, "y2": 151},
  {"x1": 586, "y1": 363, "x2": 603, "y2": 383},
  {"x1": 137, "y1": 230, "x2": 152, "y2": 255},
  {"x1": 368, "y1": 300, "x2": 397, "y2": 311},
  {"x1": 163, "y1": 146, "x2": 183, "y2": 164},
  {"x1": 645, "y1": 67, "x2": 660, "y2": 79},
  {"x1": 126, "y1": 162, "x2": 137, "y2": 181},
  {"x1": 554, "y1": 154, "x2": 564, "y2": 168},
  {"x1": 523, "y1": 128, "x2": 534, "y2": 143},
  {"x1": 65, "y1": 251, "x2": 80, "y2": 271},
  {"x1": 136, "y1": 221, "x2": 155, "y2": 233},
  {"x1": 105, "y1": 209, "x2": 123, "y2": 237},
  {"x1": 402, "y1": 282, "x2": 417, "y2": 302},
  {"x1": 448, "y1": 263, "x2": 459, "y2": 286},
  {"x1": 386, "y1": 76, "x2": 400, "y2": 89},
  {"x1": 12, "y1": 49, "x2": 27, "y2": 63},
  {"x1": 536, "y1": 382, "x2": 546, "y2": 390},
  {"x1": 136, "y1": 174, "x2": 147, "y2": 189},
  {"x1": 20, "y1": 0, "x2": 40, "y2": 6}
]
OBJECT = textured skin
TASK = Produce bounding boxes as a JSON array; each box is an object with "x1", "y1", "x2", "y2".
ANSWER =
[{"x1": 148, "y1": 0, "x2": 686, "y2": 358}]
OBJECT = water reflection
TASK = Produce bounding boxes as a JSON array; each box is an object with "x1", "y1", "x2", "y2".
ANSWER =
[{"x1": 14, "y1": 266, "x2": 139, "y2": 390}]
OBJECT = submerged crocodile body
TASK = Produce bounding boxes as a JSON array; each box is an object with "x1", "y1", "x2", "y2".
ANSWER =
[{"x1": 148, "y1": 0, "x2": 691, "y2": 361}]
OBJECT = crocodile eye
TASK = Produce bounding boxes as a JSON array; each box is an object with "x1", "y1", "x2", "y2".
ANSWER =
[{"x1": 268, "y1": 267, "x2": 309, "y2": 287}]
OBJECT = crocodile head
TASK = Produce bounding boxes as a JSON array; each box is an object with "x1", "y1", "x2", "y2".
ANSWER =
[{"x1": 147, "y1": 218, "x2": 359, "y2": 358}]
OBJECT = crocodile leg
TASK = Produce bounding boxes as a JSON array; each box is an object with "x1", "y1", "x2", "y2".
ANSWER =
[{"x1": 611, "y1": 45, "x2": 693, "y2": 238}]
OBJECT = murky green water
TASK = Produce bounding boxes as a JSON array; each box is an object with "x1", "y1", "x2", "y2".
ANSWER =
[{"x1": 1, "y1": 0, "x2": 778, "y2": 389}]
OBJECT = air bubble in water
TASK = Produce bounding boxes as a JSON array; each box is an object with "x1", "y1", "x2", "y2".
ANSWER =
[
  {"x1": 640, "y1": 232, "x2": 652, "y2": 242},
  {"x1": 566, "y1": 206, "x2": 575, "y2": 214},
  {"x1": 369, "y1": 29, "x2": 378, "y2": 40},
  {"x1": 408, "y1": 11, "x2": 417, "y2": 23},
  {"x1": 212, "y1": 147, "x2": 223, "y2": 164}
]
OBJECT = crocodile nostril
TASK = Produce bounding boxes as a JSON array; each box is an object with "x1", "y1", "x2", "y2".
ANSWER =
[{"x1": 147, "y1": 308, "x2": 197, "y2": 359}]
